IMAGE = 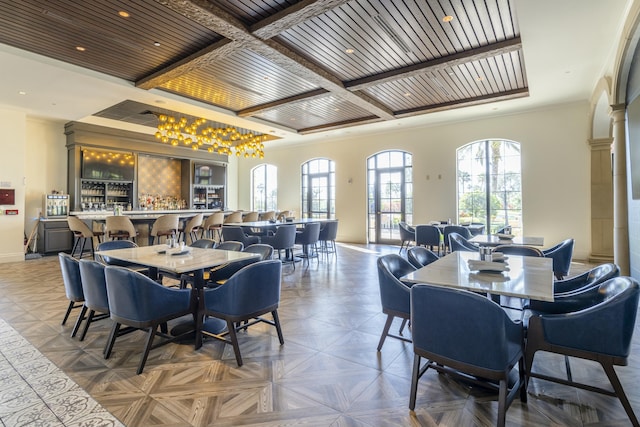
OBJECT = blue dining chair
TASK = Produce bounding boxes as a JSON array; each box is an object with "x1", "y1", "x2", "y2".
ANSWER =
[
  {"x1": 448, "y1": 232, "x2": 479, "y2": 252},
  {"x1": 409, "y1": 284, "x2": 526, "y2": 427},
  {"x1": 406, "y1": 246, "x2": 439, "y2": 269},
  {"x1": 58, "y1": 252, "x2": 85, "y2": 338},
  {"x1": 414, "y1": 224, "x2": 442, "y2": 255},
  {"x1": 77, "y1": 259, "x2": 111, "y2": 342},
  {"x1": 542, "y1": 238, "x2": 574, "y2": 279}
]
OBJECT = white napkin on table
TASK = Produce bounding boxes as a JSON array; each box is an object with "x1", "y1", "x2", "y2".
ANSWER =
[
  {"x1": 467, "y1": 259, "x2": 510, "y2": 272},
  {"x1": 496, "y1": 233, "x2": 515, "y2": 240}
]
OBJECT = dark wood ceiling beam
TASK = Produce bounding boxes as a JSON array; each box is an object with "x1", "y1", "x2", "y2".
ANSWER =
[
  {"x1": 395, "y1": 88, "x2": 529, "y2": 117},
  {"x1": 148, "y1": 0, "x2": 396, "y2": 120},
  {"x1": 298, "y1": 116, "x2": 382, "y2": 134},
  {"x1": 345, "y1": 37, "x2": 523, "y2": 91},
  {"x1": 237, "y1": 89, "x2": 329, "y2": 117},
  {"x1": 250, "y1": 0, "x2": 350, "y2": 40},
  {"x1": 137, "y1": 39, "x2": 240, "y2": 89}
]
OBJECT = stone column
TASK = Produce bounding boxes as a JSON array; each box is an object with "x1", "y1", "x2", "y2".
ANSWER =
[
  {"x1": 589, "y1": 138, "x2": 614, "y2": 263},
  {"x1": 611, "y1": 104, "x2": 630, "y2": 274}
]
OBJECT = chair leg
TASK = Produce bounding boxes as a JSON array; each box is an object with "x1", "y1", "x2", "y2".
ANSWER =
[
  {"x1": 272, "y1": 310, "x2": 284, "y2": 345},
  {"x1": 137, "y1": 325, "x2": 157, "y2": 375},
  {"x1": 70, "y1": 237, "x2": 80, "y2": 258},
  {"x1": 377, "y1": 314, "x2": 394, "y2": 351},
  {"x1": 104, "y1": 322, "x2": 121, "y2": 359},
  {"x1": 409, "y1": 354, "x2": 421, "y2": 410},
  {"x1": 602, "y1": 362, "x2": 640, "y2": 426},
  {"x1": 71, "y1": 305, "x2": 88, "y2": 338},
  {"x1": 497, "y1": 378, "x2": 508, "y2": 427},
  {"x1": 61, "y1": 301, "x2": 79, "y2": 325},
  {"x1": 399, "y1": 318, "x2": 408, "y2": 335},
  {"x1": 79, "y1": 309, "x2": 95, "y2": 341},
  {"x1": 227, "y1": 319, "x2": 243, "y2": 367}
]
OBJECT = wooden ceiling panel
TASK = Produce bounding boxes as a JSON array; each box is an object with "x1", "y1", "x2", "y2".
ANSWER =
[
  {"x1": 0, "y1": 0, "x2": 223, "y2": 81},
  {"x1": 158, "y1": 49, "x2": 319, "y2": 111},
  {"x1": 252, "y1": 95, "x2": 376, "y2": 130},
  {"x1": 207, "y1": 0, "x2": 302, "y2": 26}
]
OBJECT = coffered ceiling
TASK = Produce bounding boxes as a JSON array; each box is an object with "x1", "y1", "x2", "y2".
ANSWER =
[{"x1": 0, "y1": 0, "x2": 528, "y2": 134}]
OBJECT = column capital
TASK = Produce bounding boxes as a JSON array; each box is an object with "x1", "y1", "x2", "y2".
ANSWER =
[
  {"x1": 588, "y1": 137, "x2": 613, "y2": 150},
  {"x1": 609, "y1": 103, "x2": 626, "y2": 119}
]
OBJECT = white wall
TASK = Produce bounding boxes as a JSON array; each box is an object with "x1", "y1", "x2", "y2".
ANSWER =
[
  {"x1": 237, "y1": 102, "x2": 592, "y2": 260},
  {"x1": 0, "y1": 108, "x2": 27, "y2": 262}
]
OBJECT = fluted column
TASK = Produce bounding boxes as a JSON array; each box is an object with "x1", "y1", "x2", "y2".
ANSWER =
[{"x1": 610, "y1": 104, "x2": 630, "y2": 274}]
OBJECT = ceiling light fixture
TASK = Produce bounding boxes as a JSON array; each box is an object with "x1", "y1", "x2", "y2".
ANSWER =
[
  {"x1": 154, "y1": 114, "x2": 266, "y2": 159},
  {"x1": 443, "y1": 15, "x2": 454, "y2": 22},
  {"x1": 118, "y1": 11, "x2": 130, "y2": 18},
  {"x1": 75, "y1": 46, "x2": 86, "y2": 51},
  {"x1": 153, "y1": 41, "x2": 161, "y2": 47},
  {"x1": 345, "y1": 48, "x2": 354, "y2": 54},
  {"x1": 18, "y1": 91, "x2": 26, "y2": 95}
]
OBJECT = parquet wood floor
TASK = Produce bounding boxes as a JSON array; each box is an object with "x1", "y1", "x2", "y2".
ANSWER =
[{"x1": 0, "y1": 244, "x2": 638, "y2": 426}]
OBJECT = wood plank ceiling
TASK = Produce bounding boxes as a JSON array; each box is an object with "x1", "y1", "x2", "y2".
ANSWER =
[{"x1": 0, "y1": 0, "x2": 527, "y2": 134}]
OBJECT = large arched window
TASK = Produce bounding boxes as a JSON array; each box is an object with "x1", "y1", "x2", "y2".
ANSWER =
[
  {"x1": 457, "y1": 140, "x2": 522, "y2": 234},
  {"x1": 251, "y1": 164, "x2": 277, "y2": 211},
  {"x1": 367, "y1": 151, "x2": 413, "y2": 243},
  {"x1": 301, "y1": 158, "x2": 335, "y2": 219}
]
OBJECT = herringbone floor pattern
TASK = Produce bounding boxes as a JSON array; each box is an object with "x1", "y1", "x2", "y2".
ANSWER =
[{"x1": 0, "y1": 244, "x2": 638, "y2": 426}]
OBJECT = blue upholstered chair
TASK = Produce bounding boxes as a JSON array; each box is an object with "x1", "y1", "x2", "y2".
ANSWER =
[
  {"x1": 415, "y1": 224, "x2": 442, "y2": 255},
  {"x1": 215, "y1": 241, "x2": 244, "y2": 251},
  {"x1": 96, "y1": 240, "x2": 149, "y2": 275},
  {"x1": 525, "y1": 277, "x2": 640, "y2": 426},
  {"x1": 376, "y1": 254, "x2": 416, "y2": 351},
  {"x1": 190, "y1": 238, "x2": 216, "y2": 249},
  {"x1": 493, "y1": 244, "x2": 543, "y2": 257},
  {"x1": 542, "y1": 238, "x2": 574, "y2": 279},
  {"x1": 443, "y1": 225, "x2": 471, "y2": 252},
  {"x1": 222, "y1": 226, "x2": 260, "y2": 247},
  {"x1": 58, "y1": 253, "x2": 85, "y2": 337},
  {"x1": 551, "y1": 262, "x2": 619, "y2": 295},
  {"x1": 406, "y1": 246, "x2": 439, "y2": 269},
  {"x1": 295, "y1": 222, "x2": 320, "y2": 266},
  {"x1": 318, "y1": 220, "x2": 338, "y2": 259},
  {"x1": 448, "y1": 232, "x2": 479, "y2": 252},
  {"x1": 104, "y1": 266, "x2": 197, "y2": 374},
  {"x1": 398, "y1": 222, "x2": 415, "y2": 253},
  {"x1": 199, "y1": 260, "x2": 284, "y2": 366},
  {"x1": 206, "y1": 244, "x2": 273, "y2": 287},
  {"x1": 409, "y1": 284, "x2": 526, "y2": 427},
  {"x1": 260, "y1": 224, "x2": 297, "y2": 268},
  {"x1": 77, "y1": 259, "x2": 111, "y2": 342}
]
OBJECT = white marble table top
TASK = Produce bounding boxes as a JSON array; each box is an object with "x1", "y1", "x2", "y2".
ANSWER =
[
  {"x1": 469, "y1": 234, "x2": 545, "y2": 247},
  {"x1": 95, "y1": 244, "x2": 259, "y2": 275},
  {"x1": 401, "y1": 251, "x2": 554, "y2": 301}
]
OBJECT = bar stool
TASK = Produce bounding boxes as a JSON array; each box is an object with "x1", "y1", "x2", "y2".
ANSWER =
[
  {"x1": 105, "y1": 215, "x2": 138, "y2": 242},
  {"x1": 178, "y1": 213, "x2": 203, "y2": 245},
  {"x1": 149, "y1": 214, "x2": 179, "y2": 245},
  {"x1": 224, "y1": 211, "x2": 243, "y2": 224},
  {"x1": 202, "y1": 212, "x2": 224, "y2": 241},
  {"x1": 67, "y1": 216, "x2": 104, "y2": 259}
]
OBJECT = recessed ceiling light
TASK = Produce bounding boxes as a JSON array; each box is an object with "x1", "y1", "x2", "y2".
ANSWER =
[
  {"x1": 403, "y1": 92, "x2": 411, "y2": 97},
  {"x1": 334, "y1": 108, "x2": 340, "y2": 112},
  {"x1": 75, "y1": 46, "x2": 86, "y2": 52},
  {"x1": 18, "y1": 91, "x2": 26, "y2": 95},
  {"x1": 153, "y1": 41, "x2": 161, "y2": 47},
  {"x1": 154, "y1": 100, "x2": 165, "y2": 104},
  {"x1": 263, "y1": 76, "x2": 269, "y2": 80},
  {"x1": 345, "y1": 48, "x2": 355, "y2": 54},
  {"x1": 476, "y1": 76, "x2": 484, "y2": 81},
  {"x1": 118, "y1": 11, "x2": 130, "y2": 18},
  {"x1": 443, "y1": 15, "x2": 453, "y2": 23}
]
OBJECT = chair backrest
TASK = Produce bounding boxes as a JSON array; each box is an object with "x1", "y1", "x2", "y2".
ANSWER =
[
  {"x1": 318, "y1": 220, "x2": 338, "y2": 241},
  {"x1": 266, "y1": 224, "x2": 297, "y2": 250},
  {"x1": 243, "y1": 244, "x2": 274, "y2": 260},
  {"x1": 203, "y1": 260, "x2": 282, "y2": 316},
  {"x1": 296, "y1": 222, "x2": 321, "y2": 245},
  {"x1": 493, "y1": 245, "x2": 543, "y2": 257},
  {"x1": 260, "y1": 211, "x2": 276, "y2": 221},
  {"x1": 411, "y1": 284, "x2": 523, "y2": 374},
  {"x1": 398, "y1": 222, "x2": 415, "y2": 241},
  {"x1": 415, "y1": 224, "x2": 441, "y2": 246},
  {"x1": 277, "y1": 210, "x2": 292, "y2": 221},
  {"x1": 553, "y1": 263, "x2": 620, "y2": 295},
  {"x1": 150, "y1": 214, "x2": 179, "y2": 237},
  {"x1": 222, "y1": 226, "x2": 251, "y2": 245},
  {"x1": 407, "y1": 247, "x2": 439, "y2": 268},
  {"x1": 495, "y1": 225, "x2": 511, "y2": 235},
  {"x1": 190, "y1": 238, "x2": 216, "y2": 249},
  {"x1": 105, "y1": 215, "x2": 136, "y2": 238},
  {"x1": 59, "y1": 252, "x2": 83, "y2": 301},
  {"x1": 377, "y1": 254, "x2": 415, "y2": 314},
  {"x1": 224, "y1": 211, "x2": 243, "y2": 224},
  {"x1": 183, "y1": 213, "x2": 203, "y2": 233},
  {"x1": 443, "y1": 225, "x2": 471, "y2": 244},
  {"x1": 67, "y1": 216, "x2": 94, "y2": 237},
  {"x1": 215, "y1": 241, "x2": 244, "y2": 251},
  {"x1": 104, "y1": 266, "x2": 192, "y2": 324},
  {"x1": 243, "y1": 211, "x2": 259, "y2": 222},
  {"x1": 95, "y1": 240, "x2": 138, "y2": 266},
  {"x1": 448, "y1": 232, "x2": 479, "y2": 252},
  {"x1": 203, "y1": 212, "x2": 225, "y2": 230},
  {"x1": 78, "y1": 259, "x2": 109, "y2": 313},
  {"x1": 542, "y1": 238, "x2": 574, "y2": 277}
]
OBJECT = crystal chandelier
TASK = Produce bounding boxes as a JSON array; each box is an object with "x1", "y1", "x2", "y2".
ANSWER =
[{"x1": 154, "y1": 114, "x2": 266, "y2": 158}]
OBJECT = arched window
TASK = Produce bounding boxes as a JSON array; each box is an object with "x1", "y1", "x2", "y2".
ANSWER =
[
  {"x1": 301, "y1": 158, "x2": 335, "y2": 219},
  {"x1": 367, "y1": 151, "x2": 413, "y2": 243},
  {"x1": 251, "y1": 164, "x2": 277, "y2": 211},
  {"x1": 457, "y1": 140, "x2": 522, "y2": 234}
]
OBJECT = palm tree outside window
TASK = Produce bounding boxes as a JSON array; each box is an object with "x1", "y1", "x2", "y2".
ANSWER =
[{"x1": 251, "y1": 164, "x2": 277, "y2": 211}]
